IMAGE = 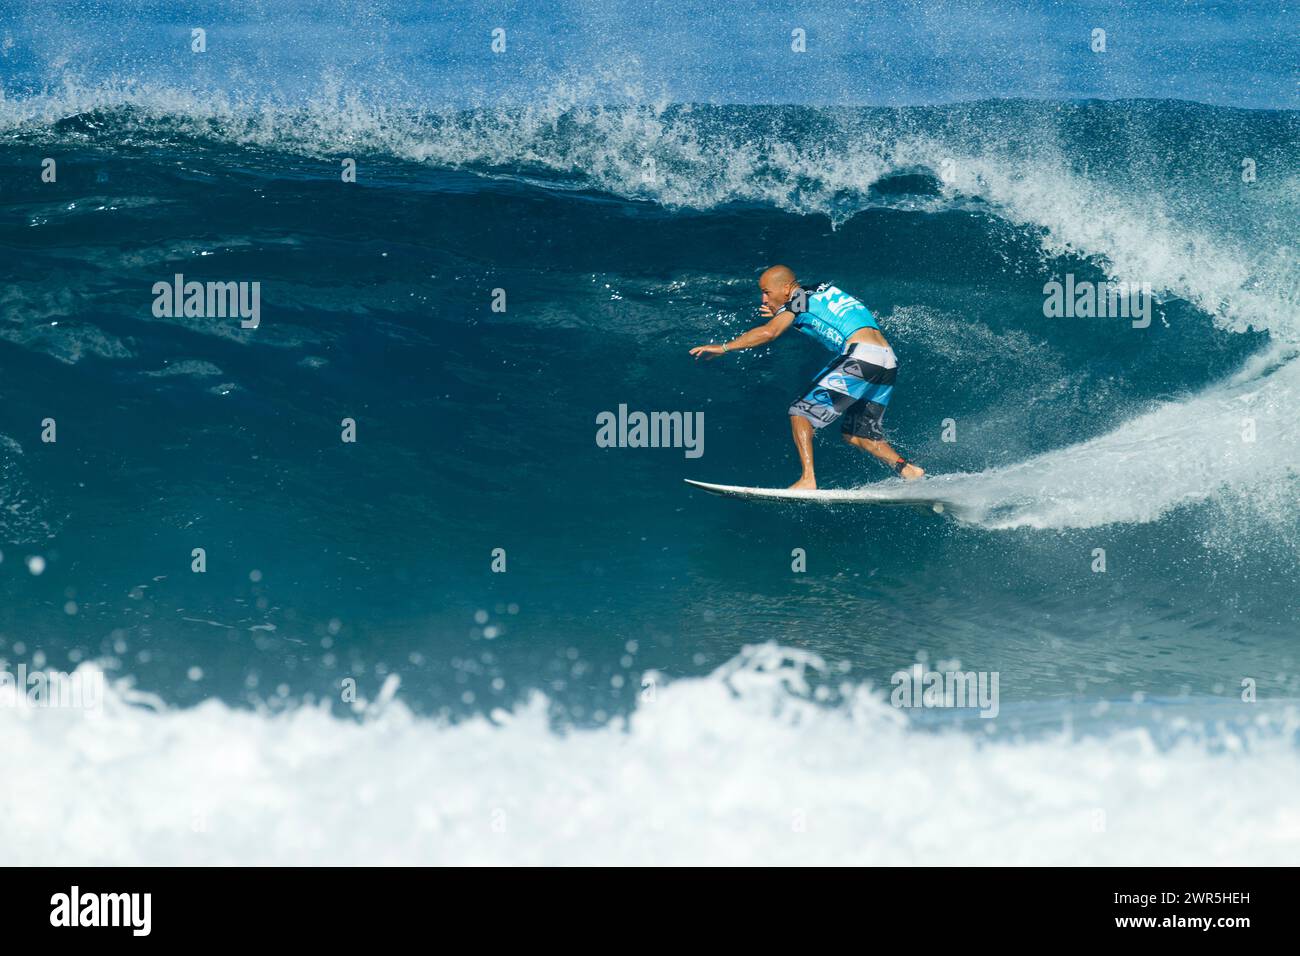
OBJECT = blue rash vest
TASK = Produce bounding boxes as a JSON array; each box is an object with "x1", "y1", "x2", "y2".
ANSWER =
[{"x1": 779, "y1": 281, "x2": 880, "y2": 352}]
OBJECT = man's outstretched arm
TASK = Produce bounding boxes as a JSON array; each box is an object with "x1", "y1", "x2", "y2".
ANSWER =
[{"x1": 689, "y1": 307, "x2": 796, "y2": 360}]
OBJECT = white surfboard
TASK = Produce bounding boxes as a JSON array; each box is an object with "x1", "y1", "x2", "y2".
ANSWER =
[{"x1": 684, "y1": 478, "x2": 950, "y2": 512}]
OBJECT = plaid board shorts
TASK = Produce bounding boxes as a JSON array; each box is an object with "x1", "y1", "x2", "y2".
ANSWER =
[{"x1": 788, "y1": 342, "x2": 897, "y2": 440}]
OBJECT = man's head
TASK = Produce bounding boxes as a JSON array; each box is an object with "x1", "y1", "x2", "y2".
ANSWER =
[{"x1": 759, "y1": 265, "x2": 799, "y2": 312}]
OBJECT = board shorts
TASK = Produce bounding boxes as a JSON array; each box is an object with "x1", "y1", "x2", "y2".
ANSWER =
[{"x1": 788, "y1": 341, "x2": 897, "y2": 440}]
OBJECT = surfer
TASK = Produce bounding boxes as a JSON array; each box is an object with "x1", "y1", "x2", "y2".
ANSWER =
[{"x1": 690, "y1": 265, "x2": 924, "y2": 488}]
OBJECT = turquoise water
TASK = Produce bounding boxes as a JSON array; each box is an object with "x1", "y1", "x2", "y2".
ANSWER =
[{"x1": 1, "y1": 1, "x2": 1297, "y2": 864}]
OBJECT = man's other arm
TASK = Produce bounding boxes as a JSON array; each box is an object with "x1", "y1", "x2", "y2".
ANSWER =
[{"x1": 689, "y1": 307, "x2": 796, "y2": 360}]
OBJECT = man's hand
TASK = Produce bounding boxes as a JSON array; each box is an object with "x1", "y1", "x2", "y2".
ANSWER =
[
  {"x1": 689, "y1": 344, "x2": 728, "y2": 360},
  {"x1": 691, "y1": 303, "x2": 795, "y2": 360}
]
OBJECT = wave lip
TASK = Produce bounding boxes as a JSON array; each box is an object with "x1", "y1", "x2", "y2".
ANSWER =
[
  {"x1": 4, "y1": 650, "x2": 1299, "y2": 865},
  {"x1": 7, "y1": 90, "x2": 1296, "y2": 338}
]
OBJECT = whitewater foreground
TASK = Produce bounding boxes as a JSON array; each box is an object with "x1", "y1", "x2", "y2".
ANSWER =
[{"x1": 4, "y1": 647, "x2": 1298, "y2": 866}]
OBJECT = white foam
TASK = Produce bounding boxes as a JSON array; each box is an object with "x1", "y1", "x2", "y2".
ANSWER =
[
  {"x1": 872, "y1": 344, "x2": 1300, "y2": 529},
  {"x1": 7, "y1": 81, "x2": 1292, "y2": 336},
  {"x1": 2, "y1": 649, "x2": 1298, "y2": 865},
  {"x1": 926, "y1": 143, "x2": 1299, "y2": 340}
]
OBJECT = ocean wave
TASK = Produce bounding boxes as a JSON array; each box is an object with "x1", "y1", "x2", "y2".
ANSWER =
[
  {"x1": 5, "y1": 85, "x2": 1295, "y2": 339},
  {"x1": 3, "y1": 645, "x2": 1298, "y2": 865},
  {"x1": 869, "y1": 343, "x2": 1300, "y2": 531},
  {"x1": 2, "y1": 86, "x2": 1296, "y2": 544}
]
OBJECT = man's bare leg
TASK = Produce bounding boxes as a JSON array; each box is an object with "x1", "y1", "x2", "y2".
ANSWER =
[
  {"x1": 843, "y1": 433, "x2": 925, "y2": 480},
  {"x1": 789, "y1": 415, "x2": 817, "y2": 489}
]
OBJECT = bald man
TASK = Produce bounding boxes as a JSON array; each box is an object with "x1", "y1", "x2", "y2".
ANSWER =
[{"x1": 690, "y1": 265, "x2": 924, "y2": 488}]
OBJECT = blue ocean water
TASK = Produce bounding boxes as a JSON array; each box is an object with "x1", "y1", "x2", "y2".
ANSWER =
[{"x1": 1, "y1": 1, "x2": 1298, "y2": 864}]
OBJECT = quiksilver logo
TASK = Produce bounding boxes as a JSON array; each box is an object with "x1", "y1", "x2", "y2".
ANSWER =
[{"x1": 49, "y1": 886, "x2": 151, "y2": 936}]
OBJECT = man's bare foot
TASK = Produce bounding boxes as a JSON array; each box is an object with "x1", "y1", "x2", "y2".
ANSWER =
[
  {"x1": 900, "y1": 463, "x2": 925, "y2": 481},
  {"x1": 788, "y1": 476, "x2": 817, "y2": 490}
]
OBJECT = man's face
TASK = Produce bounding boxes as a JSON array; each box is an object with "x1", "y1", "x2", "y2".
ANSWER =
[{"x1": 760, "y1": 278, "x2": 792, "y2": 311}]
